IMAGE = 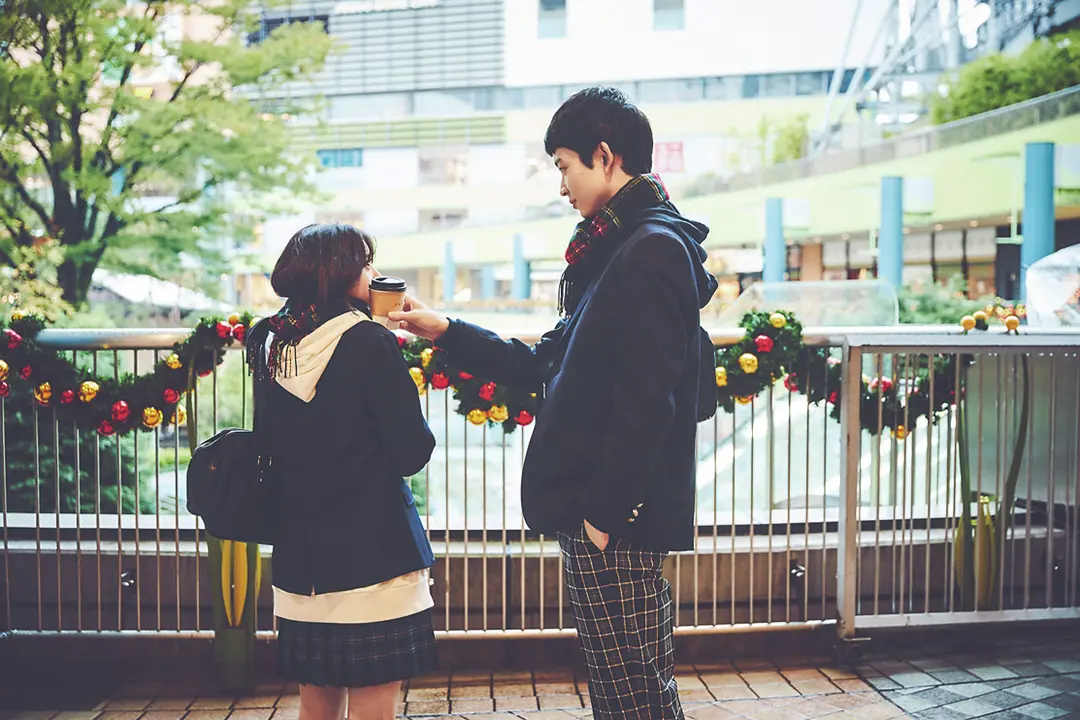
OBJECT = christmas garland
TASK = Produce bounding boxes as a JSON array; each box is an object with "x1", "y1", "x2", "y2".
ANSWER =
[{"x1": 0, "y1": 306, "x2": 1022, "y2": 439}]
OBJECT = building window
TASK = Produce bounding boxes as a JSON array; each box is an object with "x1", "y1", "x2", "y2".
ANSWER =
[
  {"x1": 653, "y1": 0, "x2": 684, "y2": 31},
  {"x1": 419, "y1": 209, "x2": 468, "y2": 231},
  {"x1": 247, "y1": 14, "x2": 329, "y2": 45},
  {"x1": 638, "y1": 78, "x2": 702, "y2": 103},
  {"x1": 316, "y1": 148, "x2": 363, "y2": 168},
  {"x1": 539, "y1": 0, "x2": 566, "y2": 39},
  {"x1": 418, "y1": 148, "x2": 468, "y2": 186}
]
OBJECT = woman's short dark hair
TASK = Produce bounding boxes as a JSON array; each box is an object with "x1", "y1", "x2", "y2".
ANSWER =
[
  {"x1": 271, "y1": 223, "x2": 376, "y2": 306},
  {"x1": 543, "y1": 86, "x2": 654, "y2": 175}
]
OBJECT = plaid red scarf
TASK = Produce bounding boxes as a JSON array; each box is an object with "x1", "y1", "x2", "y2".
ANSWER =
[{"x1": 559, "y1": 173, "x2": 670, "y2": 315}]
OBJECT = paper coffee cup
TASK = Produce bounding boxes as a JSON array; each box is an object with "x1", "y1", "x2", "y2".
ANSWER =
[{"x1": 369, "y1": 276, "x2": 407, "y2": 327}]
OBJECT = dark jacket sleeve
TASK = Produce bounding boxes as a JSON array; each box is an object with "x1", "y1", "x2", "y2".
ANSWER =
[
  {"x1": 584, "y1": 233, "x2": 693, "y2": 534},
  {"x1": 363, "y1": 327, "x2": 437, "y2": 478},
  {"x1": 437, "y1": 318, "x2": 567, "y2": 392}
]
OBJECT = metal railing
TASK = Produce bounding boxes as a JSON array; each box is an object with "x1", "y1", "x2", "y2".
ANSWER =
[
  {"x1": 697, "y1": 84, "x2": 1080, "y2": 195},
  {"x1": 3, "y1": 327, "x2": 1080, "y2": 638}
]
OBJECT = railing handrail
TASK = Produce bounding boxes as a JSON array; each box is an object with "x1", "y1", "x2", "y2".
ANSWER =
[{"x1": 34, "y1": 324, "x2": 1080, "y2": 350}]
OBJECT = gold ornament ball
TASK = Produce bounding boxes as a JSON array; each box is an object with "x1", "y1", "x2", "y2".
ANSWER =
[
  {"x1": 408, "y1": 366, "x2": 426, "y2": 390},
  {"x1": 79, "y1": 380, "x2": 100, "y2": 403},
  {"x1": 467, "y1": 408, "x2": 488, "y2": 426},
  {"x1": 227, "y1": 313, "x2": 240, "y2": 326},
  {"x1": 715, "y1": 366, "x2": 728, "y2": 388},
  {"x1": 1005, "y1": 315, "x2": 1020, "y2": 332},
  {"x1": 769, "y1": 312, "x2": 787, "y2": 329},
  {"x1": 739, "y1": 353, "x2": 759, "y2": 374},
  {"x1": 170, "y1": 406, "x2": 187, "y2": 427},
  {"x1": 10, "y1": 310, "x2": 26, "y2": 322},
  {"x1": 0, "y1": 359, "x2": 8, "y2": 383},
  {"x1": 894, "y1": 425, "x2": 909, "y2": 441},
  {"x1": 165, "y1": 353, "x2": 182, "y2": 370},
  {"x1": 735, "y1": 396, "x2": 753, "y2": 405},
  {"x1": 142, "y1": 407, "x2": 164, "y2": 429},
  {"x1": 420, "y1": 347, "x2": 434, "y2": 369},
  {"x1": 489, "y1": 404, "x2": 509, "y2": 423},
  {"x1": 973, "y1": 310, "x2": 988, "y2": 323},
  {"x1": 34, "y1": 382, "x2": 52, "y2": 404},
  {"x1": 960, "y1": 315, "x2": 976, "y2": 331}
]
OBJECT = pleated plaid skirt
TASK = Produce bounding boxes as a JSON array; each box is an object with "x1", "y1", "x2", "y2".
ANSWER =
[{"x1": 276, "y1": 610, "x2": 438, "y2": 688}]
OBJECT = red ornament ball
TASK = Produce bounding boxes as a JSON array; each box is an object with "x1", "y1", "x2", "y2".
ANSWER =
[
  {"x1": 478, "y1": 382, "x2": 497, "y2": 402},
  {"x1": 215, "y1": 322, "x2": 232, "y2": 339},
  {"x1": 198, "y1": 368, "x2": 213, "y2": 378},
  {"x1": 754, "y1": 335, "x2": 774, "y2": 353},
  {"x1": 60, "y1": 389, "x2": 76, "y2": 405},
  {"x1": 164, "y1": 388, "x2": 181, "y2": 404},
  {"x1": 431, "y1": 372, "x2": 450, "y2": 390},
  {"x1": 19, "y1": 365, "x2": 32, "y2": 380},
  {"x1": 396, "y1": 334, "x2": 407, "y2": 348},
  {"x1": 783, "y1": 374, "x2": 799, "y2": 392},
  {"x1": 231, "y1": 324, "x2": 246, "y2": 343},
  {"x1": 869, "y1": 377, "x2": 893, "y2": 393},
  {"x1": 111, "y1": 400, "x2": 131, "y2": 423},
  {"x1": 458, "y1": 371, "x2": 474, "y2": 382},
  {"x1": 97, "y1": 420, "x2": 115, "y2": 437},
  {"x1": 515, "y1": 410, "x2": 534, "y2": 426},
  {"x1": 827, "y1": 391, "x2": 838, "y2": 404},
  {"x1": 0, "y1": 381, "x2": 9, "y2": 398},
  {"x1": 4, "y1": 329, "x2": 22, "y2": 349}
]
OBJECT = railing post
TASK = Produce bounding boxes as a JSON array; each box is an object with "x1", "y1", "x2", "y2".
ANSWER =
[{"x1": 837, "y1": 342, "x2": 862, "y2": 640}]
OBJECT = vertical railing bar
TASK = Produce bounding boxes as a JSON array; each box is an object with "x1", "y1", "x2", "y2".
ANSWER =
[
  {"x1": 482, "y1": 423, "x2": 488, "y2": 631},
  {"x1": 114, "y1": 350, "x2": 122, "y2": 631},
  {"x1": 820, "y1": 351, "x2": 828, "y2": 622},
  {"x1": 463, "y1": 415, "x2": 470, "y2": 632},
  {"x1": 1070, "y1": 353, "x2": 1080, "y2": 609},
  {"x1": 712, "y1": 410, "x2": 719, "y2": 625},
  {"x1": 995, "y1": 354, "x2": 1006, "y2": 612},
  {"x1": 803, "y1": 356, "x2": 812, "y2": 623},
  {"x1": 154, "y1": 349, "x2": 162, "y2": 632},
  {"x1": 924, "y1": 352, "x2": 934, "y2": 613},
  {"x1": 94, "y1": 351, "x2": 102, "y2": 631},
  {"x1": 872, "y1": 354, "x2": 885, "y2": 616},
  {"x1": 500, "y1": 432, "x2": 507, "y2": 631},
  {"x1": 837, "y1": 343, "x2": 863, "y2": 641},
  {"x1": 1, "y1": 393, "x2": 9, "y2": 630},
  {"x1": 174, "y1": 380, "x2": 181, "y2": 631},
  {"x1": 785, "y1": 386, "x2": 793, "y2": 624},
  {"x1": 748, "y1": 397, "x2": 755, "y2": 624},
  {"x1": 193, "y1": 377, "x2": 200, "y2": 631},
  {"x1": 1046, "y1": 354, "x2": 1056, "y2": 608},
  {"x1": 1009, "y1": 357, "x2": 1018, "y2": 608},
  {"x1": 730, "y1": 403, "x2": 736, "y2": 624},
  {"x1": 133, "y1": 351, "x2": 141, "y2": 631},
  {"x1": 766, "y1": 386, "x2": 775, "y2": 624},
  {"x1": 34, "y1": 399, "x2": 42, "y2": 631},
  {"x1": 693, "y1": 424, "x2": 700, "y2": 628},
  {"x1": 1024, "y1": 351, "x2": 1033, "y2": 611},
  {"x1": 975, "y1": 349, "x2": 986, "y2": 609},
  {"x1": 54, "y1": 405, "x2": 61, "y2": 631},
  {"x1": 520, "y1": 430, "x2": 526, "y2": 631},
  {"x1": 424, "y1": 389, "x2": 433, "y2": 634},
  {"x1": 444, "y1": 390, "x2": 451, "y2": 631}
]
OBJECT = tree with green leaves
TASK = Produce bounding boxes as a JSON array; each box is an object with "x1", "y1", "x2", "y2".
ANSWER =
[
  {"x1": 930, "y1": 30, "x2": 1080, "y2": 124},
  {"x1": 0, "y1": 0, "x2": 332, "y2": 305}
]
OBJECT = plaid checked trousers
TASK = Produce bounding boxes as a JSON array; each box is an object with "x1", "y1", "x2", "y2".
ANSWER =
[{"x1": 559, "y1": 523, "x2": 684, "y2": 720}]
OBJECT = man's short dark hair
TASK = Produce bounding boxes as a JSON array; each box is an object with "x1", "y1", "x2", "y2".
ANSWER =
[
  {"x1": 543, "y1": 87, "x2": 654, "y2": 175},
  {"x1": 271, "y1": 223, "x2": 375, "y2": 305}
]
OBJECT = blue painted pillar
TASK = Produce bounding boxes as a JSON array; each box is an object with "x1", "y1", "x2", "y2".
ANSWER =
[
  {"x1": 1021, "y1": 142, "x2": 1056, "y2": 301},
  {"x1": 512, "y1": 233, "x2": 531, "y2": 300},
  {"x1": 442, "y1": 241, "x2": 456, "y2": 306},
  {"x1": 763, "y1": 198, "x2": 785, "y2": 283},
  {"x1": 480, "y1": 265, "x2": 497, "y2": 300},
  {"x1": 878, "y1": 176, "x2": 904, "y2": 290}
]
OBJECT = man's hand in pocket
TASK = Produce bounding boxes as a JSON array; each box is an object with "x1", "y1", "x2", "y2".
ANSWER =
[{"x1": 584, "y1": 519, "x2": 610, "y2": 551}]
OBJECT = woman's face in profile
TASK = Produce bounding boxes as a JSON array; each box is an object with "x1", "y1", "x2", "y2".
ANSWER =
[{"x1": 349, "y1": 265, "x2": 374, "y2": 302}]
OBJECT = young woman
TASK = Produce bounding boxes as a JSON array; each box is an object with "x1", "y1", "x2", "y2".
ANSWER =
[{"x1": 246, "y1": 223, "x2": 437, "y2": 720}]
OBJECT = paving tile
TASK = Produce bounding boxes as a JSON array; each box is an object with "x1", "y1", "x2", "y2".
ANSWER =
[
  {"x1": 865, "y1": 677, "x2": 902, "y2": 692},
  {"x1": 1001, "y1": 664, "x2": 1057, "y2": 679},
  {"x1": 101, "y1": 702, "x2": 148, "y2": 713},
  {"x1": 912, "y1": 658, "x2": 960, "y2": 672},
  {"x1": 701, "y1": 673, "x2": 749, "y2": 688},
  {"x1": 789, "y1": 679, "x2": 840, "y2": 695},
  {"x1": 409, "y1": 687, "x2": 450, "y2": 701},
  {"x1": 274, "y1": 697, "x2": 300, "y2": 710},
  {"x1": 268, "y1": 709, "x2": 298, "y2": 720},
  {"x1": 678, "y1": 689, "x2": 716, "y2": 703},
  {"x1": 929, "y1": 670, "x2": 984, "y2": 686},
  {"x1": 686, "y1": 706, "x2": 740, "y2": 720},
  {"x1": 1003, "y1": 683, "x2": 1060, "y2": 702},
  {"x1": 493, "y1": 696, "x2": 539, "y2": 712},
  {"x1": 678, "y1": 676, "x2": 709, "y2": 691},
  {"x1": 492, "y1": 671, "x2": 533, "y2": 684},
  {"x1": 903, "y1": 707, "x2": 969, "y2": 720},
  {"x1": 1042, "y1": 660, "x2": 1080, "y2": 674},
  {"x1": 1042, "y1": 693, "x2": 1080, "y2": 713},
  {"x1": 8, "y1": 715, "x2": 59, "y2": 720},
  {"x1": 449, "y1": 685, "x2": 491, "y2": 699},
  {"x1": 973, "y1": 691, "x2": 1032, "y2": 711},
  {"x1": 710, "y1": 684, "x2": 757, "y2": 700},
  {"x1": 838, "y1": 700, "x2": 906, "y2": 720},
  {"x1": 226, "y1": 711, "x2": 274, "y2": 720},
  {"x1": 491, "y1": 683, "x2": 535, "y2": 698},
  {"x1": 742, "y1": 672, "x2": 787, "y2": 685},
  {"x1": 944, "y1": 683, "x2": 998, "y2": 699},
  {"x1": 533, "y1": 668, "x2": 576, "y2": 683},
  {"x1": 515, "y1": 711, "x2": 578, "y2": 720},
  {"x1": 832, "y1": 679, "x2": 874, "y2": 693},
  {"x1": 95, "y1": 713, "x2": 140, "y2": 720},
  {"x1": 537, "y1": 695, "x2": 583, "y2": 710},
  {"x1": 735, "y1": 660, "x2": 777, "y2": 672},
  {"x1": 404, "y1": 700, "x2": 451, "y2": 716},
  {"x1": 821, "y1": 667, "x2": 860, "y2": 681},
  {"x1": 1028, "y1": 676, "x2": 1080, "y2": 693},
  {"x1": 138, "y1": 712, "x2": 186, "y2": 720},
  {"x1": 452, "y1": 671, "x2": 493, "y2": 685},
  {"x1": 748, "y1": 683, "x2": 799, "y2": 699},
  {"x1": 409, "y1": 674, "x2": 453, "y2": 690},
  {"x1": 1013, "y1": 702, "x2": 1071, "y2": 720},
  {"x1": 946, "y1": 697, "x2": 1009, "y2": 716},
  {"x1": 889, "y1": 671, "x2": 940, "y2": 689},
  {"x1": 51, "y1": 714, "x2": 99, "y2": 720},
  {"x1": 888, "y1": 692, "x2": 939, "y2": 713},
  {"x1": 534, "y1": 683, "x2": 577, "y2": 696},
  {"x1": 978, "y1": 713, "x2": 1032, "y2": 720},
  {"x1": 449, "y1": 698, "x2": 495, "y2": 713},
  {"x1": 184, "y1": 712, "x2": 230, "y2": 720},
  {"x1": 231, "y1": 697, "x2": 279, "y2": 710},
  {"x1": 969, "y1": 667, "x2": 1022, "y2": 682}
]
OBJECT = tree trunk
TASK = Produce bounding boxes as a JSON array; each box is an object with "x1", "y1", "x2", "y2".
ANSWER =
[{"x1": 57, "y1": 256, "x2": 98, "y2": 306}]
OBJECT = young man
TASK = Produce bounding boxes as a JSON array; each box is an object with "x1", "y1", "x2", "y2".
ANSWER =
[{"x1": 391, "y1": 87, "x2": 717, "y2": 720}]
